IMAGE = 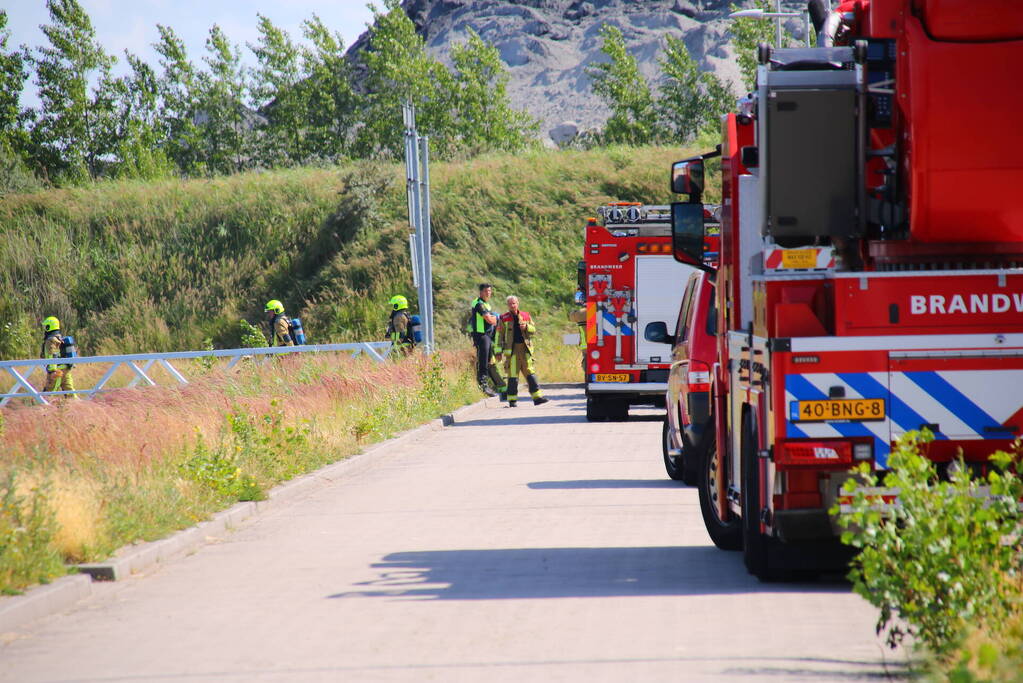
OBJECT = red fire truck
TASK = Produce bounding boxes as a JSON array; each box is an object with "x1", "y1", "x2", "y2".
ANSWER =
[
  {"x1": 669, "y1": 0, "x2": 1023, "y2": 579},
  {"x1": 581, "y1": 203, "x2": 706, "y2": 421}
]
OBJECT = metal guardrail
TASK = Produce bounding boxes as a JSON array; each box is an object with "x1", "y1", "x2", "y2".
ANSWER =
[{"x1": 0, "y1": 342, "x2": 394, "y2": 406}]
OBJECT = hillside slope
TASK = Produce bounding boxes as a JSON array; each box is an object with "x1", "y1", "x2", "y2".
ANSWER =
[{"x1": 0, "y1": 146, "x2": 717, "y2": 359}]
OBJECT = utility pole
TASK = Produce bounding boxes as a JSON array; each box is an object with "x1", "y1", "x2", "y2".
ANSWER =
[{"x1": 402, "y1": 101, "x2": 435, "y2": 354}]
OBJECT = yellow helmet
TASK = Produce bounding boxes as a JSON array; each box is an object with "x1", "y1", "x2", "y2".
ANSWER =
[
  {"x1": 42, "y1": 316, "x2": 60, "y2": 332},
  {"x1": 389, "y1": 295, "x2": 409, "y2": 311},
  {"x1": 264, "y1": 299, "x2": 284, "y2": 314}
]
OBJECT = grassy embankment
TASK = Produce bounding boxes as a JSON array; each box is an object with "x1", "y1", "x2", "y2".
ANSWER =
[{"x1": 0, "y1": 145, "x2": 712, "y2": 594}]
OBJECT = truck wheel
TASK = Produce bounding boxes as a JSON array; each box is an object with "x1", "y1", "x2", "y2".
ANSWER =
[
  {"x1": 698, "y1": 429, "x2": 742, "y2": 550},
  {"x1": 586, "y1": 395, "x2": 606, "y2": 421},
  {"x1": 662, "y1": 416, "x2": 686, "y2": 482},
  {"x1": 741, "y1": 412, "x2": 774, "y2": 579},
  {"x1": 607, "y1": 397, "x2": 629, "y2": 421}
]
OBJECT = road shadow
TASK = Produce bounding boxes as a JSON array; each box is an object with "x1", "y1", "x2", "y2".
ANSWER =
[
  {"x1": 528, "y1": 479, "x2": 684, "y2": 489},
  {"x1": 453, "y1": 414, "x2": 588, "y2": 427},
  {"x1": 327, "y1": 546, "x2": 851, "y2": 601},
  {"x1": 453, "y1": 409, "x2": 663, "y2": 427}
]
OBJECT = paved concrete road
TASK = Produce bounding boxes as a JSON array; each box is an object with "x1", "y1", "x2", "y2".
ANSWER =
[{"x1": 1, "y1": 387, "x2": 905, "y2": 682}]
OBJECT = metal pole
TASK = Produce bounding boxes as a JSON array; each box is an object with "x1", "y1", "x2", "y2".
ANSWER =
[
  {"x1": 418, "y1": 135, "x2": 434, "y2": 353},
  {"x1": 804, "y1": 10, "x2": 812, "y2": 46},
  {"x1": 409, "y1": 233, "x2": 419, "y2": 288}
]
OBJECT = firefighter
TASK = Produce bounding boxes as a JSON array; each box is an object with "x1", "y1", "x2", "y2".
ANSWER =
[
  {"x1": 264, "y1": 299, "x2": 294, "y2": 347},
  {"x1": 40, "y1": 316, "x2": 78, "y2": 399},
  {"x1": 494, "y1": 296, "x2": 549, "y2": 407},
  {"x1": 469, "y1": 283, "x2": 506, "y2": 398},
  {"x1": 387, "y1": 295, "x2": 416, "y2": 356}
]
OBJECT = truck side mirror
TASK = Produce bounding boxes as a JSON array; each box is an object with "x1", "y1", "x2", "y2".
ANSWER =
[
  {"x1": 671, "y1": 158, "x2": 705, "y2": 197},
  {"x1": 671, "y1": 202, "x2": 714, "y2": 272},
  {"x1": 643, "y1": 321, "x2": 672, "y2": 345}
]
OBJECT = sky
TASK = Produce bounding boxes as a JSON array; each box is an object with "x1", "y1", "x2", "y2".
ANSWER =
[{"x1": 5, "y1": 1, "x2": 382, "y2": 107}]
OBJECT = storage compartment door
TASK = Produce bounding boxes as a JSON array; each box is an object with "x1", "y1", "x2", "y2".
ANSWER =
[{"x1": 888, "y1": 353, "x2": 1023, "y2": 442}]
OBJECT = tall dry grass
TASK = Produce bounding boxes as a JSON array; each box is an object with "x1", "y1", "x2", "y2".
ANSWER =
[{"x1": 0, "y1": 350, "x2": 479, "y2": 593}]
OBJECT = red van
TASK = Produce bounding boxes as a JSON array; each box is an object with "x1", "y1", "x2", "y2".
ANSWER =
[{"x1": 644, "y1": 270, "x2": 717, "y2": 484}]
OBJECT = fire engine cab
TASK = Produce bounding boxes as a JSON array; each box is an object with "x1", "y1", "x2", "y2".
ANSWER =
[
  {"x1": 582, "y1": 203, "x2": 702, "y2": 421},
  {"x1": 669, "y1": 0, "x2": 1023, "y2": 580}
]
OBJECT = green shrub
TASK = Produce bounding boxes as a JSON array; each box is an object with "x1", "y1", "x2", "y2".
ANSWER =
[
  {"x1": 836, "y1": 431, "x2": 1023, "y2": 656},
  {"x1": 238, "y1": 319, "x2": 267, "y2": 348},
  {"x1": 0, "y1": 472, "x2": 66, "y2": 593}
]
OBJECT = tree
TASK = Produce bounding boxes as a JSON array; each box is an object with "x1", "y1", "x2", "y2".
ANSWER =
[
  {"x1": 448, "y1": 30, "x2": 537, "y2": 155},
  {"x1": 299, "y1": 15, "x2": 358, "y2": 161},
  {"x1": 250, "y1": 15, "x2": 304, "y2": 167},
  {"x1": 29, "y1": 0, "x2": 117, "y2": 181},
  {"x1": 729, "y1": 0, "x2": 796, "y2": 92},
  {"x1": 657, "y1": 35, "x2": 734, "y2": 143},
  {"x1": 0, "y1": 10, "x2": 28, "y2": 149},
  {"x1": 198, "y1": 25, "x2": 252, "y2": 174},
  {"x1": 109, "y1": 52, "x2": 172, "y2": 179},
  {"x1": 354, "y1": 0, "x2": 453, "y2": 159},
  {"x1": 586, "y1": 24, "x2": 658, "y2": 146},
  {"x1": 154, "y1": 24, "x2": 204, "y2": 175}
]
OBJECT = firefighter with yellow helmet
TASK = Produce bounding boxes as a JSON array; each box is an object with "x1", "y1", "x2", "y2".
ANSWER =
[
  {"x1": 264, "y1": 299, "x2": 295, "y2": 346},
  {"x1": 40, "y1": 316, "x2": 78, "y2": 399},
  {"x1": 387, "y1": 295, "x2": 416, "y2": 356}
]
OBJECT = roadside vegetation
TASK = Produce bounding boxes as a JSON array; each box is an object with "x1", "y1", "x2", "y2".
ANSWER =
[
  {"x1": 0, "y1": 351, "x2": 478, "y2": 594},
  {"x1": 0, "y1": 145, "x2": 712, "y2": 360},
  {"x1": 837, "y1": 432, "x2": 1023, "y2": 679}
]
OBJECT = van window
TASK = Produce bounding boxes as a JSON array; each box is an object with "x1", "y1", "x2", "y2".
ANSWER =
[
  {"x1": 705, "y1": 284, "x2": 718, "y2": 337},
  {"x1": 674, "y1": 273, "x2": 700, "y2": 342}
]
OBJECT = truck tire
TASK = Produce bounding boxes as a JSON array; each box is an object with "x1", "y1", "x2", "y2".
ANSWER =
[
  {"x1": 586, "y1": 395, "x2": 606, "y2": 421},
  {"x1": 741, "y1": 412, "x2": 774, "y2": 579},
  {"x1": 698, "y1": 429, "x2": 742, "y2": 550},
  {"x1": 607, "y1": 397, "x2": 629, "y2": 421},
  {"x1": 662, "y1": 416, "x2": 687, "y2": 482}
]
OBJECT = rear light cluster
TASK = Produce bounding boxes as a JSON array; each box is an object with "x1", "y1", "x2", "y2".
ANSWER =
[
  {"x1": 776, "y1": 440, "x2": 873, "y2": 466},
  {"x1": 686, "y1": 361, "x2": 711, "y2": 392}
]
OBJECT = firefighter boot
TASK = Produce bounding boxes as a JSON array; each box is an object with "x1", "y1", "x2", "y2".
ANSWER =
[
  {"x1": 487, "y1": 362, "x2": 506, "y2": 398},
  {"x1": 507, "y1": 377, "x2": 518, "y2": 407},
  {"x1": 528, "y1": 374, "x2": 548, "y2": 406}
]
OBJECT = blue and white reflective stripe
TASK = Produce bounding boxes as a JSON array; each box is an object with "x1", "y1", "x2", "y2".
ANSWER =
[
  {"x1": 890, "y1": 369, "x2": 1023, "y2": 438},
  {"x1": 785, "y1": 374, "x2": 892, "y2": 467},
  {"x1": 601, "y1": 311, "x2": 633, "y2": 336},
  {"x1": 785, "y1": 369, "x2": 1023, "y2": 470},
  {"x1": 838, "y1": 372, "x2": 947, "y2": 440},
  {"x1": 904, "y1": 371, "x2": 1006, "y2": 437}
]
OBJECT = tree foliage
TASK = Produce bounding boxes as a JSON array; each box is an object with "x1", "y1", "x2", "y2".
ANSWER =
[
  {"x1": 154, "y1": 24, "x2": 203, "y2": 175},
  {"x1": 299, "y1": 15, "x2": 357, "y2": 162},
  {"x1": 657, "y1": 35, "x2": 733, "y2": 143},
  {"x1": 355, "y1": 0, "x2": 454, "y2": 158},
  {"x1": 586, "y1": 24, "x2": 658, "y2": 146},
  {"x1": 250, "y1": 15, "x2": 304, "y2": 167},
  {"x1": 0, "y1": 11, "x2": 27, "y2": 148},
  {"x1": 29, "y1": 0, "x2": 117, "y2": 182},
  {"x1": 198, "y1": 25, "x2": 251, "y2": 175},
  {"x1": 585, "y1": 25, "x2": 734, "y2": 147},
  {"x1": 448, "y1": 30, "x2": 537, "y2": 155}
]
